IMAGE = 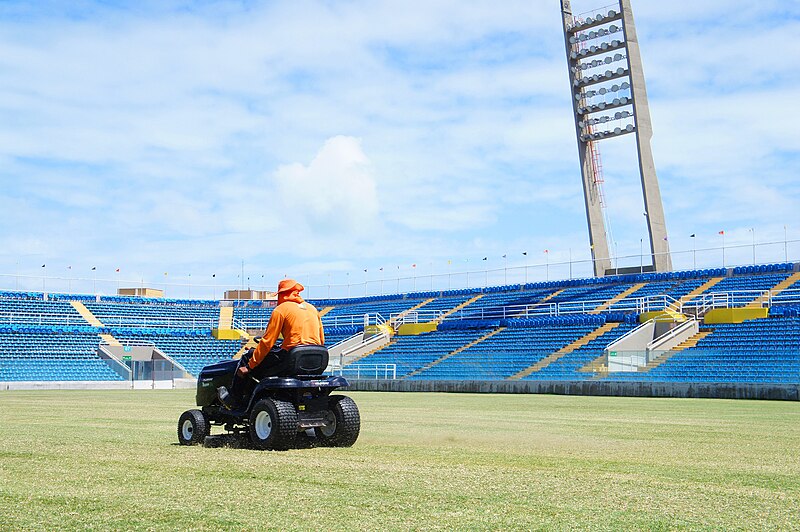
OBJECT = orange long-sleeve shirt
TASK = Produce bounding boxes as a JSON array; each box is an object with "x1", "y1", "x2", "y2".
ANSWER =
[{"x1": 248, "y1": 298, "x2": 325, "y2": 370}]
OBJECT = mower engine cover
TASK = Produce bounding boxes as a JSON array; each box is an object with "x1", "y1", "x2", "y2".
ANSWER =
[{"x1": 196, "y1": 359, "x2": 238, "y2": 407}]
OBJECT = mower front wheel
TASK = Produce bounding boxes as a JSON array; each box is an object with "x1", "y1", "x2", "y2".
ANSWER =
[
  {"x1": 249, "y1": 398, "x2": 298, "y2": 451},
  {"x1": 178, "y1": 409, "x2": 209, "y2": 446}
]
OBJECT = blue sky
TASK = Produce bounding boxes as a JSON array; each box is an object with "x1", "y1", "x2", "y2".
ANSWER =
[{"x1": 1, "y1": 0, "x2": 799, "y2": 298}]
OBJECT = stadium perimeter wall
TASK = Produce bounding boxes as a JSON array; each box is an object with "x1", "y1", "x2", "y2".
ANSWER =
[
  {"x1": 3, "y1": 379, "x2": 797, "y2": 401},
  {"x1": 348, "y1": 380, "x2": 800, "y2": 401}
]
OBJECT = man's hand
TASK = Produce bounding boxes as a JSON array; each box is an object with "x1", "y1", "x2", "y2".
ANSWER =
[{"x1": 237, "y1": 365, "x2": 250, "y2": 378}]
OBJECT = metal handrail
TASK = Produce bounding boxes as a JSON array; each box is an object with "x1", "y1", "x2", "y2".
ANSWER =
[
  {"x1": 329, "y1": 332, "x2": 363, "y2": 351},
  {"x1": 230, "y1": 318, "x2": 248, "y2": 331},
  {"x1": 332, "y1": 363, "x2": 396, "y2": 380},
  {"x1": 100, "y1": 339, "x2": 156, "y2": 348},
  {"x1": 0, "y1": 312, "x2": 92, "y2": 326},
  {"x1": 341, "y1": 331, "x2": 389, "y2": 358},
  {"x1": 646, "y1": 318, "x2": 696, "y2": 350},
  {"x1": 389, "y1": 310, "x2": 444, "y2": 325},
  {"x1": 96, "y1": 344, "x2": 132, "y2": 379}
]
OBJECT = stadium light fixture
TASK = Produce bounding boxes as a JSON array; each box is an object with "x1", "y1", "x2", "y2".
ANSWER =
[{"x1": 560, "y1": 0, "x2": 672, "y2": 276}]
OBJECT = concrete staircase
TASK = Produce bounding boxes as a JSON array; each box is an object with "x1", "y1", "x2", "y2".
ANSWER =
[
  {"x1": 72, "y1": 301, "x2": 123, "y2": 346},
  {"x1": 70, "y1": 301, "x2": 104, "y2": 327},
  {"x1": 671, "y1": 277, "x2": 725, "y2": 310},
  {"x1": 218, "y1": 306, "x2": 234, "y2": 329},
  {"x1": 746, "y1": 271, "x2": 800, "y2": 308},
  {"x1": 392, "y1": 298, "x2": 436, "y2": 324},
  {"x1": 590, "y1": 283, "x2": 646, "y2": 314},
  {"x1": 535, "y1": 288, "x2": 565, "y2": 307},
  {"x1": 582, "y1": 357, "x2": 608, "y2": 378},
  {"x1": 99, "y1": 333, "x2": 122, "y2": 347},
  {"x1": 214, "y1": 306, "x2": 248, "y2": 341},
  {"x1": 511, "y1": 322, "x2": 620, "y2": 379},
  {"x1": 437, "y1": 294, "x2": 484, "y2": 321},
  {"x1": 503, "y1": 289, "x2": 567, "y2": 319},
  {"x1": 637, "y1": 330, "x2": 712, "y2": 372},
  {"x1": 403, "y1": 327, "x2": 506, "y2": 379},
  {"x1": 233, "y1": 336, "x2": 259, "y2": 359}
]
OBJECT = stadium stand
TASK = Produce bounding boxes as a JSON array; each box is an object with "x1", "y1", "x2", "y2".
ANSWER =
[
  {"x1": 1, "y1": 262, "x2": 799, "y2": 391},
  {"x1": 0, "y1": 326, "x2": 123, "y2": 381}
]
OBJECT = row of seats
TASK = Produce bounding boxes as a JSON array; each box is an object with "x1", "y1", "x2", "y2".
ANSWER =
[
  {"x1": 733, "y1": 263, "x2": 795, "y2": 274},
  {"x1": 501, "y1": 314, "x2": 608, "y2": 328}
]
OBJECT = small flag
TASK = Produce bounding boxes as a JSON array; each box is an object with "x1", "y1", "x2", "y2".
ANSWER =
[
  {"x1": 690, "y1": 234, "x2": 696, "y2": 238},
  {"x1": 502, "y1": 254, "x2": 506, "y2": 259},
  {"x1": 663, "y1": 236, "x2": 668, "y2": 241},
  {"x1": 212, "y1": 274, "x2": 215, "y2": 278},
  {"x1": 379, "y1": 267, "x2": 383, "y2": 271},
  {"x1": 544, "y1": 249, "x2": 549, "y2": 254},
  {"x1": 91, "y1": 266, "x2": 96, "y2": 271},
  {"x1": 41, "y1": 264, "x2": 45, "y2": 268},
  {"x1": 412, "y1": 264, "x2": 416, "y2": 268},
  {"x1": 522, "y1": 252, "x2": 527, "y2": 256},
  {"x1": 67, "y1": 266, "x2": 72, "y2": 270},
  {"x1": 447, "y1": 260, "x2": 451, "y2": 265},
  {"x1": 719, "y1": 230, "x2": 725, "y2": 235},
  {"x1": 363, "y1": 269, "x2": 367, "y2": 273},
  {"x1": 482, "y1": 257, "x2": 487, "y2": 261},
  {"x1": 115, "y1": 268, "x2": 120, "y2": 272},
  {"x1": 164, "y1": 272, "x2": 168, "y2": 276}
]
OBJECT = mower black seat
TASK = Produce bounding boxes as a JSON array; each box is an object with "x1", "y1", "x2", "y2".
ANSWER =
[{"x1": 283, "y1": 345, "x2": 329, "y2": 376}]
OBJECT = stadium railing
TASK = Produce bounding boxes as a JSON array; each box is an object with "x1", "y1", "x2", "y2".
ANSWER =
[{"x1": 331, "y1": 363, "x2": 397, "y2": 380}]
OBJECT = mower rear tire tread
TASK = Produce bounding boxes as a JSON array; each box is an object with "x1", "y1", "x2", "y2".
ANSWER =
[
  {"x1": 316, "y1": 395, "x2": 360, "y2": 447},
  {"x1": 249, "y1": 398, "x2": 298, "y2": 451}
]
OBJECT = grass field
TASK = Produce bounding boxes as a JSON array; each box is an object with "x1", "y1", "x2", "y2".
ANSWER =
[{"x1": 1, "y1": 390, "x2": 799, "y2": 530}]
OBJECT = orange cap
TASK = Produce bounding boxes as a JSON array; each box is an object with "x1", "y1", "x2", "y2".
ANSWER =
[{"x1": 277, "y1": 279, "x2": 304, "y2": 294}]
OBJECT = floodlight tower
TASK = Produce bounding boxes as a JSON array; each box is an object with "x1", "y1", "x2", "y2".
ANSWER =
[{"x1": 560, "y1": 0, "x2": 672, "y2": 276}]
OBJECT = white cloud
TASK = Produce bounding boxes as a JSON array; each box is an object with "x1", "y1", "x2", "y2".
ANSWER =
[{"x1": 273, "y1": 135, "x2": 379, "y2": 235}]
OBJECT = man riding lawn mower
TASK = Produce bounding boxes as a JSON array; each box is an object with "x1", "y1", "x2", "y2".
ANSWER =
[{"x1": 177, "y1": 279, "x2": 360, "y2": 450}]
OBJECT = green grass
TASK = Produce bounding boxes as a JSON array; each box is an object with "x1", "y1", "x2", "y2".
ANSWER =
[{"x1": 0, "y1": 391, "x2": 799, "y2": 530}]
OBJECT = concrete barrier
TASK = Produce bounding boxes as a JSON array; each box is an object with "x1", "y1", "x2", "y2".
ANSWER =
[
  {"x1": 3, "y1": 378, "x2": 796, "y2": 401},
  {"x1": 0, "y1": 381, "x2": 133, "y2": 391},
  {"x1": 346, "y1": 379, "x2": 800, "y2": 401},
  {"x1": 0, "y1": 379, "x2": 198, "y2": 391}
]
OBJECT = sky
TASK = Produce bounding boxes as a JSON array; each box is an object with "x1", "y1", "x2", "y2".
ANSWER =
[{"x1": 1, "y1": 0, "x2": 799, "y2": 299}]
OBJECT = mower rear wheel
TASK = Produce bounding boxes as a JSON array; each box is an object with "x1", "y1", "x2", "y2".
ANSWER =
[
  {"x1": 178, "y1": 409, "x2": 209, "y2": 446},
  {"x1": 249, "y1": 398, "x2": 298, "y2": 451},
  {"x1": 315, "y1": 395, "x2": 360, "y2": 447}
]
